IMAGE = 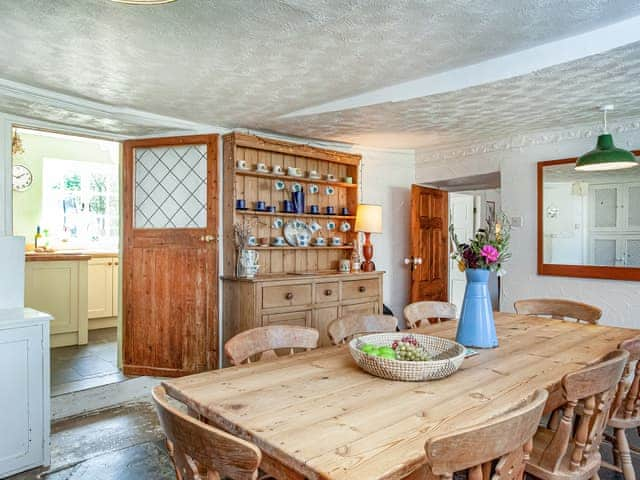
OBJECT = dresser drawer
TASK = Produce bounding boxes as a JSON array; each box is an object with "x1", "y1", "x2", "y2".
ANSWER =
[
  {"x1": 342, "y1": 278, "x2": 379, "y2": 301},
  {"x1": 262, "y1": 310, "x2": 311, "y2": 327},
  {"x1": 262, "y1": 284, "x2": 312, "y2": 309},
  {"x1": 341, "y1": 301, "x2": 379, "y2": 317},
  {"x1": 315, "y1": 282, "x2": 339, "y2": 304}
]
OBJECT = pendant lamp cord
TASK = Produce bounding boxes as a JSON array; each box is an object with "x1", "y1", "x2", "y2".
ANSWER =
[{"x1": 603, "y1": 108, "x2": 608, "y2": 134}]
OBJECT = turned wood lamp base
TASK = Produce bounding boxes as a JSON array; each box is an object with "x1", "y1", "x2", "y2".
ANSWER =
[{"x1": 361, "y1": 232, "x2": 376, "y2": 272}]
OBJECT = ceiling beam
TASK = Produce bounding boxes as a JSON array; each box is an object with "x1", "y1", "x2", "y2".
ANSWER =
[{"x1": 280, "y1": 14, "x2": 640, "y2": 119}]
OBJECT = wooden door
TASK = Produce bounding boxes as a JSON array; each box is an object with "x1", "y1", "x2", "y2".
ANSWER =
[
  {"x1": 409, "y1": 185, "x2": 449, "y2": 302},
  {"x1": 123, "y1": 135, "x2": 218, "y2": 377}
]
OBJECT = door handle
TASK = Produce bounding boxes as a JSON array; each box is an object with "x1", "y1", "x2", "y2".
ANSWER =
[
  {"x1": 200, "y1": 235, "x2": 216, "y2": 243},
  {"x1": 403, "y1": 256, "x2": 423, "y2": 271}
]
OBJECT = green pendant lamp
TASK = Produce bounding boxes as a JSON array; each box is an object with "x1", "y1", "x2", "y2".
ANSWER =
[{"x1": 575, "y1": 105, "x2": 638, "y2": 171}]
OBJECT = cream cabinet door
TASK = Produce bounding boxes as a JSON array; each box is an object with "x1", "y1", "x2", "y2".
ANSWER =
[
  {"x1": 25, "y1": 261, "x2": 79, "y2": 335},
  {"x1": 88, "y1": 258, "x2": 114, "y2": 319},
  {"x1": 111, "y1": 259, "x2": 119, "y2": 317},
  {"x1": 314, "y1": 306, "x2": 339, "y2": 347}
]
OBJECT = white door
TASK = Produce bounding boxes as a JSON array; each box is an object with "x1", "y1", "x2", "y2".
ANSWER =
[{"x1": 449, "y1": 194, "x2": 475, "y2": 312}]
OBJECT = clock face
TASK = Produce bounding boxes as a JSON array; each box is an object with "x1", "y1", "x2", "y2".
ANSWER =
[{"x1": 12, "y1": 164, "x2": 33, "y2": 192}]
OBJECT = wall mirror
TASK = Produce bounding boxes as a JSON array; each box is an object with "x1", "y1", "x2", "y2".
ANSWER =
[{"x1": 538, "y1": 154, "x2": 640, "y2": 281}]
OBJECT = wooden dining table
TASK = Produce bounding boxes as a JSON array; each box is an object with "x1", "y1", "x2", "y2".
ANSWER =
[{"x1": 163, "y1": 313, "x2": 637, "y2": 480}]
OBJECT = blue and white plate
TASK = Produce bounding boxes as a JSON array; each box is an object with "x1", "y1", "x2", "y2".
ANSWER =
[
  {"x1": 340, "y1": 221, "x2": 351, "y2": 232},
  {"x1": 274, "y1": 180, "x2": 286, "y2": 191},
  {"x1": 292, "y1": 183, "x2": 303, "y2": 193},
  {"x1": 325, "y1": 186, "x2": 335, "y2": 196},
  {"x1": 326, "y1": 220, "x2": 336, "y2": 231},
  {"x1": 272, "y1": 217, "x2": 284, "y2": 229},
  {"x1": 309, "y1": 184, "x2": 319, "y2": 194}
]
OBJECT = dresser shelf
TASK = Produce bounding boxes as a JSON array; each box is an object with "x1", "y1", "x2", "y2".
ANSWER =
[
  {"x1": 236, "y1": 210, "x2": 356, "y2": 221},
  {"x1": 235, "y1": 169, "x2": 358, "y2": 189},
  {"x1": 247, "y1": 245, "x2": 353, "y2": 251}
]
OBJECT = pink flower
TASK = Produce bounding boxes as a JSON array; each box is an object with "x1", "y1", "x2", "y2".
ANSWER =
[{"x1": 481, "y1": 245, "x2": 499, "y2": 264}]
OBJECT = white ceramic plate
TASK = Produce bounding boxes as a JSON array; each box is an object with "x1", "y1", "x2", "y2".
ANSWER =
[
  {"x1": 292, "y1": 182, "x2": 303, "y2": 193},
  {"x1": 309, "y1": 184, "x2": 319, "y2": 194},
  {"x1": 340, "y1": 221, "x2": 351, "y2": 232},
  {"x1": 284, "y1": 220, "x2": 312, "y2": 247},
  {"x1": 272, "y1": 217, "x2": 284, "y2": 229},
  {"x1": 325, "y1": 186, "x2": 335, "y2": 195},
  {"x1": 326, "y1": 220, "x2": 336, "y2": 231},
  {"x1": 274, "y1": 180, "x2": 286, "y2": 191}
]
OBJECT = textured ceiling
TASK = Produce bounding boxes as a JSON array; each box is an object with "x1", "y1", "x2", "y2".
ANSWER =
[
  {"x1": 2, "y1": 0, "x2": 640, "y2": 142},
  {"x1": 262, "y1": 41, "x2": 640, "y2": 149}
]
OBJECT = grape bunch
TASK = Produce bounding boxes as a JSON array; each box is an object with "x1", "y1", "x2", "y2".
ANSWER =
[{"x1": 392, "y1": 336, "x2": 431, "y2": 361}]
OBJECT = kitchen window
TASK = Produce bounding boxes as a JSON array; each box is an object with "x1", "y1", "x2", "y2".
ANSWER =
[{"x1": 41, "y1": 158, "x2": 119, "y2": 249}]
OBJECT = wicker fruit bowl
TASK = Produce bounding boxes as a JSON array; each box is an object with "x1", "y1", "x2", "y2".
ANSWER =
[{"x1": 349, "y1": 333, "x2": 466, "y2": 381}]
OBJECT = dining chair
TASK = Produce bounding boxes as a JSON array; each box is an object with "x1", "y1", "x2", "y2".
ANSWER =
[
  {"x1": 327, "y1": 314, "x2": 398, "y2": 345},
  {"x1": 513, "y1": 298, "x2": 602, "y2": 324},
  {"x1": 525, "y1": 349, "x2": 629, "y2": 480},
  {"x1": 404, "y1": 389, "x2": 548, "y2": 480},
  {"x1": 224, "y1": 325, "x2": 319, "y2": 366},
  {"x1": 152, "y1": 385, "x2": 262, "y2": 480},
  {"x1": 603, "y1": 337, "x2": 640, "y2": 480},
  {"x1": 403, "y1": 301, "x2": 457, "y2": 329}
]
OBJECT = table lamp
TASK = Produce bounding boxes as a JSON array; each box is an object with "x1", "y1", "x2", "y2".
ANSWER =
[{"x1": 355, "y1": 204, "x2": 382, "y2": 272}]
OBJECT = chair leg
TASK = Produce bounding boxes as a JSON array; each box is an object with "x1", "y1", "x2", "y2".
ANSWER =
[
  {"x1": 615, "y1": 428, "x2": 636, "y2": 480},
  {"x1": 591, "y1": 473, "x2": 600, "y2": 480}
]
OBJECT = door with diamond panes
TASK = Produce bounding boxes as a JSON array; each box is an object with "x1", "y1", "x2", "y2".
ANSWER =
[{"x1": 123, "y1": 135, "x2": 218, "y2": 376}]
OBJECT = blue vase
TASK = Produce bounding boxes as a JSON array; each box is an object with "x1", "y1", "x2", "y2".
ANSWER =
[
  {"x1": 292, "y1": 191, "x2": 304, "y2": 214},
  {"x1": 456, "y1": 268, "x2": 498, "y2": 348}
]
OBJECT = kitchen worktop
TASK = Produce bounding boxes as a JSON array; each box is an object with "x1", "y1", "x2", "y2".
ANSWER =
[{"x1": 24, "y1": 251, "x2": 118, "y2": 262}]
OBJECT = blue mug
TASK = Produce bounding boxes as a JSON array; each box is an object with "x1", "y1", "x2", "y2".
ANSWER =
[
  {"x1": 341, "y1": 207, "x2": 349, "y2": 215},
  {"x1": 267, "y1": 205, "x2": 276, "y2": 213},
  {"x1": 282, "y1": 200, "x2": 293, "y2": 213},
  {"x1": 309, "y1": 205, "x2": 319, "y2": 214},
  {"x1": 326, "y1": 206, "x2": 335, "y2": 215},
  {"x1": 236, "y1": 199, "x2": 246, "y2": 209},
  {"x1": 255, "y1": 200, "x2": 266, "y2": 211}
]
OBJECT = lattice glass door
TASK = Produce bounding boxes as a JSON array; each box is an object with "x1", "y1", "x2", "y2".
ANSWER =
[{"x1": 134, "y1": 144, "x2": 207, "y2": 229}]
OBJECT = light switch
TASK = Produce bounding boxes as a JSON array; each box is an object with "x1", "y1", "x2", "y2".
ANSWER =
[{"x1": 510, "y1": 216, "x2": 524, "y2": 228}]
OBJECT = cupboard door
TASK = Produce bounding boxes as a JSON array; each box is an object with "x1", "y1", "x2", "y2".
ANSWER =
[
  {"x1": 627, "y1": 184, "x2": 640, "y2": 229},
  {"x1": 625, "y1": 238, "x2": 640, "y2": 267},
  {"x1": 25, "y1": 262, "x2": 79, "y2": 335},
  {"x1": 112, "y1": 260, "x2": 119, "y2": 317},
  {"x1": 592, "y1": 238, "x2": 618, "y2": 266},
  {"x1": 88, "y1": 258, "x2": 114, "y2": 319},
  {"x1": 314, "y1": 306, "x2": 339, "y2": 347},
  {"x1": 262, "y1": 310, "x2": 311, "y2": 327},
  {"x1": 591, "y1": 185, "x2": 619, "y2": 230},
  {"x1": 0, "y1": 324, "x2": 45, "y2": 477},
  {"x1": 341, "y1": 301, "x2": 379, "y2": 317}
]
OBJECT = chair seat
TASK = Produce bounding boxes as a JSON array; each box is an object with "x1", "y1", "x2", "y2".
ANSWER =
[
  {"x1": 526, "y1": 427, "x2": 601, "y2": 480},
  {"x1": 608, "y1": 413, "x2": 640, "y2": 429}
]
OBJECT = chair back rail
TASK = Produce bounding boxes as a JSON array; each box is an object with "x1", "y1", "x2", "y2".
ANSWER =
[
  {"x1": 224, "y1": 325, "x2": 319, "y2": 366},
  {"x1": 404, "y1": 301, "x2": 457, "y2": 329},
  {"x1": 513, "y1": 298, "x2": 602, "y2": 324},
  {"x1": 610, "y1": 337, "x2": 640, "y2": 421},
  {"x1": 537, "y1": 349, "x2": 628, "y2": 473},
  {"x1": 424, "y1": 389, "x2": 548, "y2": 480},
  {"x1": 327, "y1": 314, "x2": 398, "y2": 345},
  {"x1": 152, "y1": 385, "x2": 261, "y2": 480}
]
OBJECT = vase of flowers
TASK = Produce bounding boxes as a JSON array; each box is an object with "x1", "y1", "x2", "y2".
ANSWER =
[{"x1": 449, "y1": 216, "x2": 510, "y2": 348}]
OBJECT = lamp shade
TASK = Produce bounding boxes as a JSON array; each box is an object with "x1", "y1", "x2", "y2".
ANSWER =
[
  {"x1": 355, "y1": 204, "x2": 382, "y2": 233},
  {"x1": 575, "y1": 134, "x2": 638, "y2": 171}
]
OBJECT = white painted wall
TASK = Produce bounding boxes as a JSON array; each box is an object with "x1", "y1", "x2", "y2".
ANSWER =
[
  {"x1": 416, "y1": 124, "x2": 640, "y2": 328},
  {"x1": 357, "y1": 147, "x2": 415, "y2": 320}
]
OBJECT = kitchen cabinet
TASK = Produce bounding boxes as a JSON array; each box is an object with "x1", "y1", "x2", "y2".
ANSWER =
[
  {"x1": 25, "y1": 256, "x2": 88, "y2": 347},
  {"x1": 87, "y1": 255, "x2": 119, "y2": 330},
  {"x1": 0, "y1": 308, "x2": 51, "y2": 478}
]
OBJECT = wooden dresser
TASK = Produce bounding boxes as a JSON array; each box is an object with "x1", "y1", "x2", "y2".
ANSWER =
[
  {"x1": 222, "y1": 133, "x2": 384, "y2": 350},
  {"x1": 223, "y1": 271, "x2": 383, "y2": 347}
]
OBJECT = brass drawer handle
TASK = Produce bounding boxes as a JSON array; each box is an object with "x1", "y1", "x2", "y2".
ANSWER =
[
  {"x1": 286, "y1": 292, "x2": 294, "y2": 300},
  {"x1": 359, "y1": 286, "x2": 366, "y2": 293},
  {"x1": 324, "y1": 289, "x2": 333, "y2": 296}
]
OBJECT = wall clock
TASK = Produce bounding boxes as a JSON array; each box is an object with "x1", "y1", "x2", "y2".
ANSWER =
[{"x1": 12, "y1": 164, "x2": 33, "y2": 192}]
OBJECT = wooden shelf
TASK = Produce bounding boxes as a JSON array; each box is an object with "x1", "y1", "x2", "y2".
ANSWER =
[
  {"x1": 235, "y1": 169, "x2": 358, "y2": 189},
  {"x1": 247, "y1": 246, "x2": 353, "y2": 250},
  {"x1": 237, "y1": 210, "x2": 355, "y2": 220}
]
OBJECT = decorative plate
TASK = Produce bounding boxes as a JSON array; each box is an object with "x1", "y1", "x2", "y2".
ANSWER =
[
  {"x1": 284, "y1": 220, "x2": 312, "y2": 247},
  {"x1": 291, "y1": 182, "x2": 303, "y2": 193},
  {"x1": 274, "y1": 180, "x2": 286, "y2": 191},
  {"x1": 325, "y1": 186, "x2": 335, "y2": 196},
  {"x1": 309, "y1": 184, "x2": 319, "y2": 194},
  {"x1": 340, "y1": 221, "x2": 351, "y2": 232},
  {"x1": 326, "y1": 220, "x2": 336, "y2": 231},
  {"x1": 272, "y1": 217, "x2": 284, "y2": 229}
]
